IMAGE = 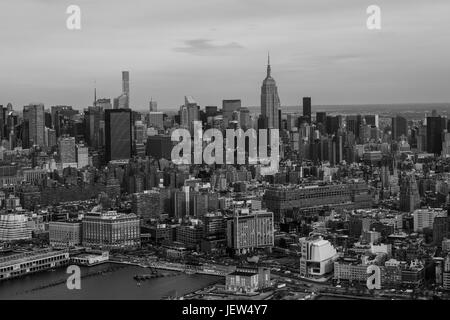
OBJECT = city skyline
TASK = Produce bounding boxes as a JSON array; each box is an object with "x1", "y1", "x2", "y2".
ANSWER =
[{"x1": 1, "y1": 0, "x2": 450, "y2": 110}]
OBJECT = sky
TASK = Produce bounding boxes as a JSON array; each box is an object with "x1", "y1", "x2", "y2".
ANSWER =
[{"x1": 1, "y1": 0, "x2": 450, "y2": 111}]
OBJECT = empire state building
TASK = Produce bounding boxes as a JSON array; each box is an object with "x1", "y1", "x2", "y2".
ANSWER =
[{"x1": 260, "y1": 54, "x2": 280, "y2": 129}]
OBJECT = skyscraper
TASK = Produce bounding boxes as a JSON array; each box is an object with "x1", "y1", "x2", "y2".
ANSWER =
[
  {"x1": 58, "y1": 135, "x2": 76, "y2": 166},
  {"x1": 105, "y1": 109, "x2": 132, "y2": 162},
  {"x1": 113, "y1": 71, "x2": 130, "y2": 109},
  {"x1": 122, "y1": 71, "x2": 129, "y2": 96},
  {"x1": 222, "y1": 100, "x2": 241, "y2": 128},
  {"x1": 260, "y1": 54, "x2": 280, "y2": 129},
  {"x1": 427, "y1": 111, "x2": 445, "y2": 155},
  {"x1": 316, "y1": 112, "x2": 326, "y2": 124},
  {"x1": 399, "y1": 174, "x2": 420, "y2": 212},
  {"x1": 392, "y1": 115, "x2": 408, "y2": 140},
  {"x1": 179, "y1": 96, "x2": 199, "y2": 134},
  {"x1": 23, "y1": 103, "x2": 45, "y2": 147},
  {"x1": 149, "y1": 99, "x2": 157, "y2": 112},
  {"x1": 303, "y1": 97, "x2": 311, "y2": 124},
  {"x1": 85, "y1": 106, "x2": 104, "y2": 149}
]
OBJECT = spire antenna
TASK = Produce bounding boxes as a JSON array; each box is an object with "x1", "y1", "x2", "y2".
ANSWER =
[
  {"x1": 93, "y1": 80, "x2": 97, "y2": 107},
  {"x1": 266, "y1": 52, "x2": 271, "y2": 77}
]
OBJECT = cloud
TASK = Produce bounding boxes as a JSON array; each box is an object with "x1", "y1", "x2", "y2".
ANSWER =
[{"x1": 174, "y1": 39, "x2": 244, "y2": 56}]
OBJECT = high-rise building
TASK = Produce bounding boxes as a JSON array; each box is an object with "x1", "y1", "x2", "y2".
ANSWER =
[
  {"x1": 131, "y1": 190, "x2": 162, "y2": 219},
  {"x1": 191, "y1": 192, "x2": 209, "y2": 218},
  {"x1": 303, "y1": 97, "x2": 311, "y2": 124},
  {"x1": 148, "y1": 112, "x2": 164, "y2": 130},
  {"x1": 146, "y1": 135, "x2": 173, "y2": 160},
  {"x1": 122, "y1": 71, "x2": 130, "y2": 109},
  {"x1": 45, "y1": 127, "x2": 57, "y2": 148},
  {"x1": 316, "y1": 112, "x2": 326, "y2": 124},
  {"x1": 58, "y1": 135, "x2": 76, "y2": 166},
  {"x1": 346, "y1": 115, "x2": 362, "y2": 139},
  {"x1": 23, "y1": 103, "x2": 45, "y2": 147},
  {"x1": 239, "y1": 107, "x2": 251, "y2": 130},
  {"x1": 205, "y1": 106, "x2": 218, "y2": 118},
  {"x1": 412, "y1": 208, "x2": 445, "y2": 232},
  {"x1": 222, "y1": 100, "x2": 241, "y2": 128},
  {"x1": 76, "y1": 144, "x2": 89, "y2": 168},
  {"x1": 326, "y1": 116, "x2": 340, "y2": 135},
  {"x1": 113, "y1": 71, "x2": 130, "y2": 109},
  {"x1": 364, "y1": 114, "x2": 379, "y2": 128},
  {"x1": 399, "y1": 174, "x2": 420, "y2": 212},
  {"x1": 392, "y1": 115, "x2": 408, "y2": 140},
  {"x1": 179, "y1": 96, "x2": 200, "y2": 134},
  {"x1": 433, "y1": 215, "x2": 450, "y2": 244},
  {"x1": 427, "y1": 112, "x2": 445, "y2": 154},
  {"x1": 174, "y1": 186, "x2": 190, "y2": 218},
  {"x1": 95, "y1": 98, "x2": 112, "y2": 110},
  {"x1": 149, "y1": 99, "x2": 157, "y2": 112},
  {"x1": 260, "y1": 54, "x2": 280, "y2": 129},
  {"x1": 85, "y1": 106, "x2": 104, "y2": 149},
  {"x1": 105, "y1": 109, "x2": 132, "y2": 162}
]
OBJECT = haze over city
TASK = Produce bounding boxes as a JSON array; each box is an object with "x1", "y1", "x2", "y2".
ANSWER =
[{"x1": 1, "y1": 0, "x2": 450, "y2": 110}]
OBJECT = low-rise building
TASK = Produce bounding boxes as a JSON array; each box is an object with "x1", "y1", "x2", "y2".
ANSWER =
[
  {"x1": 225, "y1": 267, "x2": 271, "y2": 293},
  {"x1": 82, "y1": 211, "x2": 140, "y2": 249},
  {"x1": 49, "y1": 220, "x2": 82, "y2": 247},
  {"x1": 0, "y1": 249, "x2": 69, "y2": 281}
]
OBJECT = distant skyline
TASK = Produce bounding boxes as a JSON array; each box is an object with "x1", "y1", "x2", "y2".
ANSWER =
[{"x1": 1, "y1": 0, "x2": 450, "y2": 110}]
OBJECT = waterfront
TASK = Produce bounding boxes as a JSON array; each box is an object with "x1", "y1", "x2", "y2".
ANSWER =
[{"x1": 0, "y1": 263, "x2": 222, "y2": 300}]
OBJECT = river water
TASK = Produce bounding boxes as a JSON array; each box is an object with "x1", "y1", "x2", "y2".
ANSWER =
[{"x1": 0, "y1": 263, "x2": 221, "y2": 300}]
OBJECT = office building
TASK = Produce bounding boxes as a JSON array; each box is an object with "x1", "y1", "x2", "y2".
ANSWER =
[
  {"x1": 76, "y1": 144, "x2": 89, "y2": 168},
  {"x1": 427, "y1": 112, "x2": 445, "y2": 155},
  {"x1": 222, "y1": 100, "x2": 241, "y2": 127},
  {"x1": 149, "y1": 99, "x2": 157, "y2": 112},
  {"x1": 392, "y1": 115, "x2": 408, "y2": 140},
  {"x1": 23, "y1": 103, "x2": 45, "y2": 147},
  {"x1": 303, "y1": 97, "x2": 311, "y2": 123},
  {"x1": 146, "y1": 135, "x2": 173, "y2": 160},
  {"x1": 399, "y1": 174, "x2": 420, "y2": 212},
  {"x1": 131, "y1": 190, "x2": 162, "y2": 219},
  {"x1": 58, "y1": 135, "x2": 76, "y2": 166},
  {"x1": 105, "y1": 109, "x2": 132, "y2": 162},
  {"x1": 179, "y1": 96, "x2": 200, "y2": 134},
  {"x1": 85, "y1": 106, "x2": 104, "y2": 149},
  {"x1": 260, "y1": 54, "x2": 280, "y2": 129},
  {"x1": 148, "y1": 112, "x2": 164, "y2": 130},
  {"x1": 413, "y1": 208, "x2": 445, "y2": 232}
]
